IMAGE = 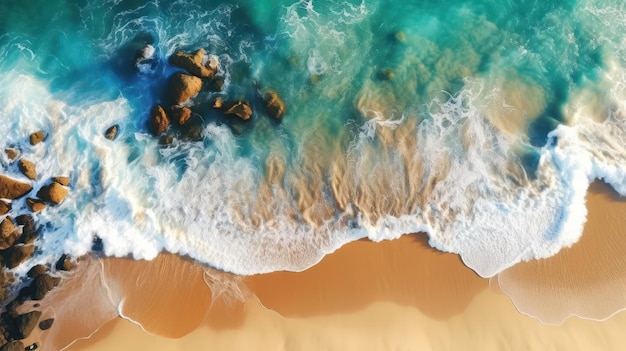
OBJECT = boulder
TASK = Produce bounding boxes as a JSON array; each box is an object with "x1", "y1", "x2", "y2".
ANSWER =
[
  {"x1": 213, "y1": 97, "x2": 223, "y2": 109},
  {"x1": 15, "y1": 215, "x2": 37, "y2": 244},
  {"x1": 0, "y1": 201, "x2": 10, "y2": 216},
  {"x1": 264, "y1": 90, "x2": 286, "y2": 119},
  {"x1": 3, "y1": 149, "x2": 17, "y2": 161},
  {"x1": 4, "y1": 245, "x2": 35, "y2": 269},
  {"x1": 26, "y1": 199, "x2": 45, "y2": 213},
  {"x1": 0, "y1": 341, "x2": 23, "y2": 351},
  {"x1": 0, "y1": 175, "x2": 31, "y2": 200},
  {"x1": 0, "y1": 218, "x2": 18, "y2": 250},
  {"x1": 38, "y1": 318, "x2": 54, "y2": 331},
  {"x1": 169, "y1": 49, "x2": 217, "y2": 78},
  {"x1": 14, "y1": 311, "x2": 41, "y2": 339},
  {"x1": 27, "y1": 265, "x2": 48, "y2": 278},
  {"x1": 36, "y1": 183, "x2": 68, "y2": 205},
  {"x1": 55, "y1": 254, "x2": 75, "y2": 271},
  {"x1": 105, "y1": 125, "x2": 119, "y2": 140},
  {"x1": 158, "y1": 134, "x2": 174, "y2": 146},
  {"x1": 149, "y1": 105, "x2": 170, "y2": 136},
  {"x1": 29, "y1": 274, "x2": 61, "y2": 300},
  {"x1": 225, "y1": 101, "x2": 253, "y2": 121},
  {"x1": 168, "y1": 73, "x2": 202, "y2": 105},
  {"x1": 17, "y1": 160, "x2": 36, "y2": 181},
  {"x1": 169, "y1": 107, "x2": 192, "y2": 126},
  {"x1": 29, "y1": 131, "x2": 45, "y2": 145},
  {"x1": 51, "y1": 176, "x2": 70, "y2": 187}
]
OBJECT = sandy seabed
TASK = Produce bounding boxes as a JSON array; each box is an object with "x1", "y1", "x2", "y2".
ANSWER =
[{"x1": 54, "y1": 181, "x2": 626, "y2": 351}]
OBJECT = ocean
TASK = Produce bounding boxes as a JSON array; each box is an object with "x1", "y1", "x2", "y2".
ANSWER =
[{"x1": 1, "y1": 0, "x2": 625, "y2": 291}]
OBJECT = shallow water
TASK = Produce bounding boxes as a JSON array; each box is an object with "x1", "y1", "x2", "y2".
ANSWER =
[{"x1": 1, "y1": 0, "x2": 626, "y2": 288}]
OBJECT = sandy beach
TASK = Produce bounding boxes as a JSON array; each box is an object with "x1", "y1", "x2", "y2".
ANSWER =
[{"x1": 60, "y1": 180, "x2": 626, "y2": 351}]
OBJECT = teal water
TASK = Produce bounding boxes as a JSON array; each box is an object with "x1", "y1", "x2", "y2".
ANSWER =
[{"x1": 1, "y1": 0, "x2": 626, "y2": 293}]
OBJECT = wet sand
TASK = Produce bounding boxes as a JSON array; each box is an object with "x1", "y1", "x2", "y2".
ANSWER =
[{"x1": 63, "y1": 181, "x2": 626, "y2": 350}]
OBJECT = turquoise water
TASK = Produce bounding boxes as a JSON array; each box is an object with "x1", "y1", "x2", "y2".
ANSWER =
[{"x1": 1, "y1": 0, "x2": 626, "y2": 282}]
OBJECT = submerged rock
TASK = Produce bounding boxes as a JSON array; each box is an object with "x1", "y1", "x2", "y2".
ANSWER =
[
  {"x1": 17, "y1": 160, "x2": 36, "y2": 181},
  {"x1": 37, "y1": 183, "x2": 68, "y2": 205},
  {"x1": 3, "y1": 149, "x2": 17, "y2": 161},
  {"x1": 0, "y1": 175, "x2": 32, "y2": 200},
  {"x1": 29, "y1": 131, "x2": 45, "y2": 146},
  {"x1": 135, "y1": 44, "x2": 157, "y2": 74},
  {"x1": 149, "y1": 105, "x2": 170, "y2": 136},
  {"x1": 207, "y1": 76, "x2": 225, "y2": 92},
  {"x1": 169, "y1": 106, "x2": 192, "y2": 126},
  {"x1": 264, "y1": 90, "x2": 286, "y2": 119},
  {"x1": 26, "y1": 198, "x2": 45, "y2": 213},
  {"x1": 225, "y1": 101, "x2": 253, "y2": 121},
  {"x1": 168, "y1": 73, "x2": 203, "y2": 105},
  {"x1": 169, "y1": 49, "x2": 217, "y2": 78},
  {"x1": 14, "y1": 311, "x2": 41, "y2": 340},
  {"x1": 0, "y1": 201, "x2": 10, "y2": 216},
  {"x1": 29, "y1": 274, "x2": 60, "y2": 300},
  {"x1": 4, "y1": 245, "x2": 35, "y2": 269},
  {"x1": 104, "y1": 125, "x2": 119, "y2": 140}
]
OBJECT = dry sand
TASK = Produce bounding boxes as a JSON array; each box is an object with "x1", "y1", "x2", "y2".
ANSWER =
[{"x1": 60, "y1": 181, "x2": 626, "y2": 350}]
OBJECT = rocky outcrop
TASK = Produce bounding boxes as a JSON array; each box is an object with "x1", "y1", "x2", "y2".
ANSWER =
[
  {"x1": 225, "y1": 101, "x2": 253, "y2": 121},
  {"x1": 0, "y1": 341, "x2": 23, "y2": 351},
  {"x1": 55, "y1": 254, "x2": 75, "y2": 271},
  {"x1": 149, "y1": 105, "x2": 170, "y2": 136},
  {"x1": 29, "y1": 274, "x2": 60, "y2": 300},
  {"x1": 264, "y1": 90, "x2": 286, "y2": 119},
  {"x1": 169, "y1": 49, "x2": 217, "y2": 78},
  {"x1": 4, "y1": 245, "x2": 34, "y2": 269},
  {"x1": 105, "y1": 125, "x2": 119, "y2": 140},
  {"x1": 168, "y1": 73, "x2": 203, "y2": 105},
  {"x1": 3, "y1": 150, "x2": 17, "y2": 161},
  {"x1": 36, "y1": 183, "x2": 68, "y2": 205},
  {"x1": 26, "y1": 199, "x2": 45, "y2": 213},
  {"x1": 0, "y1": 218, "x2": 18, "y2": 251},
  {"x1": 0, "y1": 175, "x2": 33, "y2": 200},
  {"x1": 0, "y1": 201, "x2": 10, "y2": 216},
  {"x1": 169, "y1": 107, "x2": 192, "y2": 126},
  {"x1": 29, "y1": 131, "x2": 45, "y2": 146},
  {"x1": 17, "y1": 160, "x2": 36, "y2": 181},
  {"x1": 51, "y1": 176, "x2": 70, "y2": 187}
]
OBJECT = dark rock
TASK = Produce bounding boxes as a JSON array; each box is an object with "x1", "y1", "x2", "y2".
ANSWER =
[
  {"x1": 26, "y1": 199, "x2": 45, "y2": 213},
  {"x1": 158, "y1": 135, "x2": 174, "y2": 146},
  {"x1": 17, "y1": 160, "x2": 36, "y2": 181},
  {"x1": 29, "y1": 274, "x2": 60, "y2": 300},
  {"x1": 264, "y1": 90, "x2": 286, "y2": 119},
  {"x1": 0, "y1": 175, "x2": 31, "y2": 200},
  {"x1": 38, "y1": 318, "x2": 53, "y2": 331},
  {"x1": 169, "y1": 49, "x2": 216, "y2": 78},
  {"x1": 3, "y1": 149, "x2": 18, "y2": 161},
  {"x1": 27, "y1": 265, "x2": 48, "y2": 278},
  {"x1": 0, "y1": 340, "x2": 24, "y2": 351},
  {"x1": 224, "y1": 101, "x2": 253, "y2": 121},
  {"x1": 105, "y1": 125, "x2": 119, "y2": 140},
  {"x1": 169, "y1": 107, "x2": 192, "y2": 126},
  {"x1": 36, "y1": 183, "x2": 68, "y2": 205},
  {"x1": 0, "y1": 201, "x2": 10, "y2": 216},
  {"x1": 14, "y1": 311, "x2": 41, "y2": 339},
  {"x1": 15, "y1": 215, "x2": 37, "y2": 244},
  {"x1": 4, "y1": 245, "x2": 35, "y2": 269},
  {"x1": 55, "y1": 254, "x2": 75, "y2": 271},
  {"x1": 168, "y1": 73, "x2": 202, "y2": 105},
  {"x1": 29, "y1": 131, "x2": 45, "y2": 146},
  {"x1": 51, "y1": 176, "x2": 70, "y2": 187},
  {"x1": 149, "y1": 105, "x2": 170, "y2": 136},
  {"x1": 0, "y1": 218, "x2": 18, "y2": 250},
  {"x1": 207, "y1": 76, "x2": 225, "y2": 92}
]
